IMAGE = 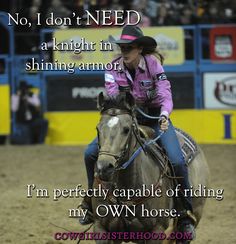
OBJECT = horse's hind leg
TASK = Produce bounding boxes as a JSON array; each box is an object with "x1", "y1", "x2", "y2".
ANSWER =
[{"x1": 93, "y1": 221, "x2": 122, "y2": 244}]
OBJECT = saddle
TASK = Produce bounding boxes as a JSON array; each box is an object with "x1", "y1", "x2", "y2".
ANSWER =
[
  {"x1": 138, "y1": 125, "x2": 199, "y2": 166},
  {"x1": 138, "y1": 125, "x2": 199, "y2": 227}
]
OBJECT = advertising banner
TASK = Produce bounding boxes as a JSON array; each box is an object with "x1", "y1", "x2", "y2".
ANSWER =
[
  {"x1": 169, "y1": 73, "x2": 194, "y2": 108},
  {"x1": 46, "y1": 74, "x2": 105, "y2": 111},
  {"x1": 46, "y1": 72, "x2": 193, "y2": 112},
  {"x1": 53, "y1": 27, "x2": 185, "y2": 67},
  {"x1": 203, "y1": 72, "x2": 236, "y2": 108},
  {"x1": 45, "y1": 109, "x2": 236, "y2": 145},
  {"x1": 210, "y1": 26, "x2": 236, "y2": 62},
  {"x1": 0, "y1": 84, "x2": 10, "y2": 134}
]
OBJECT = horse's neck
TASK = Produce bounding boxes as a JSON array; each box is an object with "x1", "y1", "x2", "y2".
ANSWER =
[{"x1": 116, "y1": 136, "x2": 162, "y2": 189}]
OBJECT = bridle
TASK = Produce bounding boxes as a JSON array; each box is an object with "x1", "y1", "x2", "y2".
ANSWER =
[
  {"x1": 95, "y1": 107, "x2": 171, "y2": 206},
  {"x1": 97, "y1": 108, "x2": 140, "y2": 169}
]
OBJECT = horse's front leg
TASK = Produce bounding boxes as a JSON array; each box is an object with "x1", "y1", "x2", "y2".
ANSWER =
[{"x1": 93, "y1": 220, "x2": 122, "y2": 244}]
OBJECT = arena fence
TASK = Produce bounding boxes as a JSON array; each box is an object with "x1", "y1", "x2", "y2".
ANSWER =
[{"x1": 0, "y1": 11, "x2": 235, "y2": 144}]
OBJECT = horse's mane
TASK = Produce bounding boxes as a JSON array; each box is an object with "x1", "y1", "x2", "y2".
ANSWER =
[{"x1": 99, "y1": 93, "x2": 134, "y2": 113}]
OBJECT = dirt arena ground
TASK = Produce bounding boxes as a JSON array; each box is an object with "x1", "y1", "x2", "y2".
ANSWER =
[{"x1": 0, "y1": 144, "x2": 235, "y2": 244}]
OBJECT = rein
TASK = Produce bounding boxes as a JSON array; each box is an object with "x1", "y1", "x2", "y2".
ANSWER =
[
  {"x1": 114, "y1": 107, "x2": 165, "y2": 170},
  {"x1": 98, "y1": 107, "x2": 165, "y2": 170},
  {"x1": 115, "y1": 131, "x2": 164, "y2": 170},
  {"x1": 96, "y1": 107, "x2": 169, "y2": 206}
]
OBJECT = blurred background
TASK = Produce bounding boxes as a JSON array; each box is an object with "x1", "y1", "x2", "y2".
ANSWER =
[{"x1": 0, "y1": 0, "x2": 235, "y2": 145}]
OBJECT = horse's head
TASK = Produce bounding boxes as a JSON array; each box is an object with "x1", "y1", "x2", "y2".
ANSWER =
[{"x1": 96, "y1": 92, "x2": 136, "y2": 182}]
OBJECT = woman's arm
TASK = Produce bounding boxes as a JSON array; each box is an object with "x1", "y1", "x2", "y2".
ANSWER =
[
  {"x1": 149, "y1": 55, "x2": 173, "y2": 117},
  {"x1": 104, "y1": 70, "x2": 119, "y2": 97}
]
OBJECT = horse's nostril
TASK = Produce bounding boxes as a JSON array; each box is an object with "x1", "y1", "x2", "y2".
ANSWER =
[
  {"x1": 102, "y1": 163, "x2": 114, "y2": 174},
  {"x1": 107, "y1": 163, "x2": 114, "y2": 169},
  {"x1": 97, "y1": 161, "x2": 114, "y2": 181},
  {"x1": 97, "y1": 168, "x2": 102, "y2": 175}
]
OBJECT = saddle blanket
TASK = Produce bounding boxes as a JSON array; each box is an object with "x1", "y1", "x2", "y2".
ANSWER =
[{"x1": 175, "y1": 127, "x2": 199, "y2": 165}]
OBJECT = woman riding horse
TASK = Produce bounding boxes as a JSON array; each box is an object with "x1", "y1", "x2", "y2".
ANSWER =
[{"x1": 80, "y1": 25, "x2": 195, "y2": 238}]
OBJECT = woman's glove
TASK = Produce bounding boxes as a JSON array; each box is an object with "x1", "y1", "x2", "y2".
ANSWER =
[{"x1": 159, "y1": 115, "x2": 169, "y2": 131}]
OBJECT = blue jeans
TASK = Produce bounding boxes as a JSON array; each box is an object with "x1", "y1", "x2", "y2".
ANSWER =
[
  {"x1": 150, "y1": 120, "x2": 185, "y2": 166},
  {"x1": 84, "y1": 138, "x2": 98, "y2": 189},
  {"x1": 151, "y1": 120, "x2": 192, "y2": 211}
]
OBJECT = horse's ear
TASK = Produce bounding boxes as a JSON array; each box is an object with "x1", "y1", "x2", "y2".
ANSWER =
[
  {"x1": 97, "y1": 92, "x2": 105, "y2": 111},
  {"x1": 125, "y1": 92, "x2": 135, "y2": 109}
]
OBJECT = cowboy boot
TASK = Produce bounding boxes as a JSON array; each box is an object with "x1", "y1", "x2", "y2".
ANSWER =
[
  {"x1": 173, "y1": 164, "x2": 196, "y2": 243},
  {"x1": 79, "y1": 196, "x2": 94, "y2": 225}
]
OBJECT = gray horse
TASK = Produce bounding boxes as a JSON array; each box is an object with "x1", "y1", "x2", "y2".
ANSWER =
[{"x1": 92, "y1": 93, "x2": 209, "y2": 244}]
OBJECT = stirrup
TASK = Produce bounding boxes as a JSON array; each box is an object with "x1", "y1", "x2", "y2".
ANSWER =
[
  {"x1": 178, "y1": 210, "x2": 197, "y2": 225},
  {"x1": 179, "y1": 210, "x2": 197, "y2": 225},
  {"x1": 79, "y1": 212, "x2": 94, "y2": 225},
  {"x1": 78, "y1": 202, "x2": 94, "y2": 225}
]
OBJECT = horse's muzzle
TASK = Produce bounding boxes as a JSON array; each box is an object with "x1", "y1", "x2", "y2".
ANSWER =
[{"x1": 96, "y1": 160, "x2": 115, "y2": 181}]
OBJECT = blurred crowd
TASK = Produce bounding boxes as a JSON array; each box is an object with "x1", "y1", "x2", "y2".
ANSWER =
[
  {"x1": 15, "y1": 0, "x2": 236, "y2": 31},
  {"x1": 1, "y1": 0, "x2": 235, "y2": 54}
]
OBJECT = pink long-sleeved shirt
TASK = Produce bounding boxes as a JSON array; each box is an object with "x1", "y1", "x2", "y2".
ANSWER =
[{"x1": 105, "y1": 54, "x2": 173, "y2": 118}]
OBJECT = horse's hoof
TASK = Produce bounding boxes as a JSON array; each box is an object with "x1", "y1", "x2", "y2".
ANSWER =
[
  {"x1": 176, "y1": 222, "x2": 195, "y2": 244},
  {"x1": 183, "y1": 223, "x2": 196, "y2": 240}
]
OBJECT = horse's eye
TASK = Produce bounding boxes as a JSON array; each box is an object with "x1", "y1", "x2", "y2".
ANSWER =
[{"x1": 123, "y1": 127, "x2": 130, "y2": 135}]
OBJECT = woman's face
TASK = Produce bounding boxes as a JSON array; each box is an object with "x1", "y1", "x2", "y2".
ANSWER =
[{"x1": 119, "y1": 44, "x2": 143, "y2": 67}]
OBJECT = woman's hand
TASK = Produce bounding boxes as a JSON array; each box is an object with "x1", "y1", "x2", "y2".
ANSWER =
[{"x1": 159, "y1": 116, "x2": 169, "y2": 131}]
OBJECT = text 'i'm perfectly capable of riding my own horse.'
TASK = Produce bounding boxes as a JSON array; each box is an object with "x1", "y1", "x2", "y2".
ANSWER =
[{"x1": 27, "y1": 183, "x2": 224, "y2": 202}]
